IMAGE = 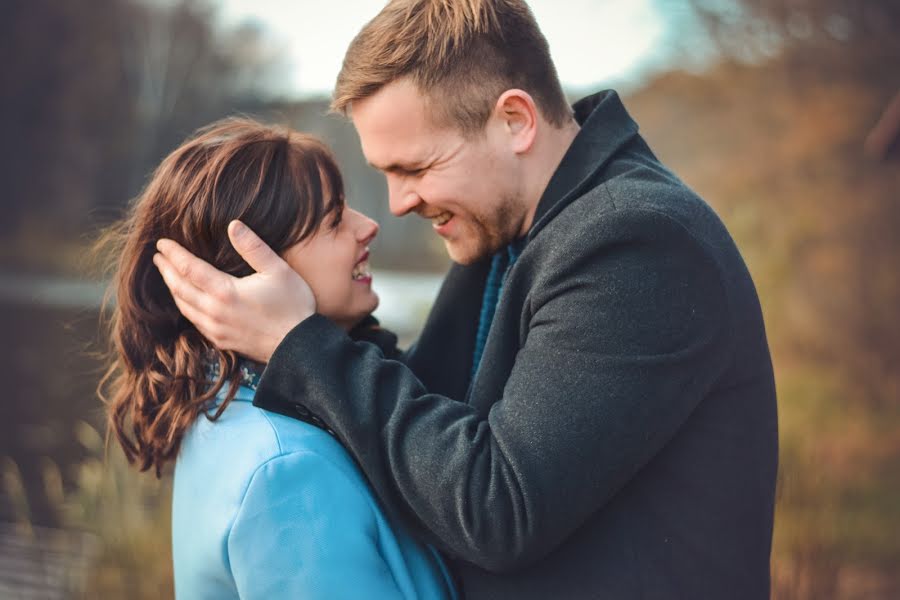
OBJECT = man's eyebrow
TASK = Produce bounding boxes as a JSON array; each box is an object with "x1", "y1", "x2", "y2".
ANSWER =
[{"x1": 369, "y1": 160, "x2": 426, "y2": 173}]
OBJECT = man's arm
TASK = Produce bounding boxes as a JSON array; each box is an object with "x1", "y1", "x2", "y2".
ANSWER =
[
  {"x1": 253, "y1": 208, "x2": 734, "y2": 572},
  {"x1": 348, "y1": 315, "x2": 405, "y2": 361}
]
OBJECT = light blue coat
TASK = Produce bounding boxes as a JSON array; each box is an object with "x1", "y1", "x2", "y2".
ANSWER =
[{"x1": 172, "y1": 383, "x2": 456, "y2": 599}]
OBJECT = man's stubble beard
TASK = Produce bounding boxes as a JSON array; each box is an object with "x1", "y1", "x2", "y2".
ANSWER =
[{"x1": 446, "y1": 193, "x2": 522, "y2": 265}]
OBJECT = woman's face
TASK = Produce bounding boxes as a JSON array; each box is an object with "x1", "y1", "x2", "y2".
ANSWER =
[{"x1": 282, "y1": 207, "x2": 380, "y2": 330}]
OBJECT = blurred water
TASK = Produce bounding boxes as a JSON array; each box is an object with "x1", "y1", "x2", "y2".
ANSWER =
[
  {"x1": 0, "y1": 276, "x2": 107, "y2": 310},
  {"x1": 370, "y1": 271, "x2": 443, "y2": 342},
  {"x1": 0, "y1": 270, "x2": 443, "y2": 341}
]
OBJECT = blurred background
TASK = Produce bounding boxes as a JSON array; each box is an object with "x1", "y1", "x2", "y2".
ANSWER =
[{"x1": 0, "y1": 0, "x2": 898, "y2": 598}]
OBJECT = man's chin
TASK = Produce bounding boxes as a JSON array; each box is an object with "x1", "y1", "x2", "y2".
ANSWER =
[{"x1": 444, "y1": 239, "x2": 492, "y2": 265}]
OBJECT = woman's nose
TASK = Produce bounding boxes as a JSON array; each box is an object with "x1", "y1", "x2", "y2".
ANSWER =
[{"x1": 352, "y1": 210, "x2": 379, "y2": 245}]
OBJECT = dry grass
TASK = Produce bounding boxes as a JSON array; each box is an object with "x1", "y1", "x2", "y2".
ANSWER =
[{"x1": 2, "y1": 420, "x2": 173, "y2": 599}]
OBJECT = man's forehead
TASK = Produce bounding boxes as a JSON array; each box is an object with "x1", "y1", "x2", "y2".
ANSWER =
[
  {"x1": 350, "y1": 80, "x2": 469, "y2": 171},
  {"x1": 354, "y1": 124, "x2": 440, "y2": 172}
]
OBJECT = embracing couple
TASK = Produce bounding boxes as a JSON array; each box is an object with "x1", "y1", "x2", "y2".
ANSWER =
[{"x1": 99, "y1": 1, "x2": 778, "y2": 598}]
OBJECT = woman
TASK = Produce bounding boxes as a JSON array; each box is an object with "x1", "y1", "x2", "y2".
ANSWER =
[{"x1": 97, "y1": 118, "x2": 456, "y2": 599}]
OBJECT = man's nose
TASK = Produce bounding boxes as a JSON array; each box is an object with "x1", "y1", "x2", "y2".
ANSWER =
[{"x1": 387, "y1": 176, "x2": 421, "y2": 217}]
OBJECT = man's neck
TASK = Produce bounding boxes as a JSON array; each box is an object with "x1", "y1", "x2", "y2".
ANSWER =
[{"x1": 519, "y1": 118, "x2": 581, "y2": 236}]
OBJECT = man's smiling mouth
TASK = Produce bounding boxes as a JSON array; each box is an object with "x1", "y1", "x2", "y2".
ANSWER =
[{"x1": 430, "y1": 212, "x2": 452, "y2": 227}]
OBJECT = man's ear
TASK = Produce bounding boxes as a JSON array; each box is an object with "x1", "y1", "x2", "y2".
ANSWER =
[{"x1": 494, "y1": 89, "x2": 538, "y2": 154}]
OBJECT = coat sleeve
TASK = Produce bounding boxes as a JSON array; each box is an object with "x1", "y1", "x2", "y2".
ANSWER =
[
  {"x1": 227, "y1": 451, "x2": 405, "y2": 599},
  {"x1": 348, "y1": 315, "x2": 406, "y2": 361},
  {"x1": 254, "y1": 207, "x2": 734, "y2": 572}
]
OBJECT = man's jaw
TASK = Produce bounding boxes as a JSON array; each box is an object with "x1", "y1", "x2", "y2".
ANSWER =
[{"x1": 417, "y1": 209, "x2": 494, "y2": 264}]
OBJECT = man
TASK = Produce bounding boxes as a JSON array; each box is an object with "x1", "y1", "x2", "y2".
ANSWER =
[{"x1": 154, "y1": 0, "x2": 778, "y2": 597}]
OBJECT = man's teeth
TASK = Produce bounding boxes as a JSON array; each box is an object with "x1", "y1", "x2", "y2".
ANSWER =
[
  {"x1": 431, "y1": 213, "x2": 452, "y2": 227},
  {"x1": 352, "y1": 260, "x2": 370, "y2": 280}
]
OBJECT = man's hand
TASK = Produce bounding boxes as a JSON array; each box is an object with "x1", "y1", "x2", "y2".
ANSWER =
[{"x1": 153, "y1": 220, "x2": 316, "y2": 363}]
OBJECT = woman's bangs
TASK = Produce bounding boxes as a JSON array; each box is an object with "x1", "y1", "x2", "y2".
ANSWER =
[{"x1": 282, "y1": 145, "x2": 345, "y2": 247}]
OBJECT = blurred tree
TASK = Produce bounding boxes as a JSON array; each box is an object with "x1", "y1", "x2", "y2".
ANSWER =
[
  {"x1": 121, "y1": 0, "x2": 286, "y2": 195},
  {"x1": 0, "y1": 0, "x2": 131, "y2": 237},
  {"x1": 0, "y1": 0, "x2": 286, "y2": 244},
  {"x1": 687, "y1": 0, "x2": 900, "y2": 79},
  {"x1": 670, "y1": 0, "x2": 900, "y2": 407}
]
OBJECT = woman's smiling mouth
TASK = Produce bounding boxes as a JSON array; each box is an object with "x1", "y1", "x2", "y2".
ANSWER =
[{"x1": 352, "y1": 251, "x2": 372, "y2": 282}]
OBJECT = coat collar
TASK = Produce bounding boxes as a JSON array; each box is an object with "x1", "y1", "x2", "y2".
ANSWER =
[{"x1": 528, "y1": 90, "x2": 639, "y2": 240}]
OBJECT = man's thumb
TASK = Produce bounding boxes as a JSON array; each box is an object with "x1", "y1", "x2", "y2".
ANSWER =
[{"x1": 228, "y1": 220, "x2": 283, "y2": 273}]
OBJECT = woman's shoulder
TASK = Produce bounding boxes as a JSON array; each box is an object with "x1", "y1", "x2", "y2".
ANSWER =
[
  {"x1": 173, "y1": 386, "x2": 377, "y2": 554},
  {"x1": 173, "y1": 397, "x2": 395, "y2": 597}
]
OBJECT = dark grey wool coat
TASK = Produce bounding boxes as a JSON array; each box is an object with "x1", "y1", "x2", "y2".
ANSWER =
[{"x1": 254, "y1": 91, "x2": 778, "y2": 599}]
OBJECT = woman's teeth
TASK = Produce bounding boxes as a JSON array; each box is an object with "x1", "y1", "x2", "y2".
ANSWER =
[
  {"x1": 352, "y1": 259, "x2": 370, "y2": 280},
  {"x1": 431, "y1": 213, "x2": 452, "y2": 227}
]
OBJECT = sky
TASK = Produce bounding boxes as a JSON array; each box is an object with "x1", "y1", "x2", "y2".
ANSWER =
[{"x1": 216, "y1": 0, "x2": 673, "y2": 98}]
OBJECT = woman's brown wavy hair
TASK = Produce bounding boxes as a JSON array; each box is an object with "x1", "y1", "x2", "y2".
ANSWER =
[{"x1": 95, "y1": 117, "x2": 345, "y2": 476}]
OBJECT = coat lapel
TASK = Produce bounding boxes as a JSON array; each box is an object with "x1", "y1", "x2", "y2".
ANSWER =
[{"x1": 405, "y1": 257, "x2": 491, "y2": 402}]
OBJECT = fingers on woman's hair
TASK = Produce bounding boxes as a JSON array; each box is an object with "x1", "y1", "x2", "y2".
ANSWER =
[
  {"x1": 155, "y1": 238, "x2": 231, "y2": 298},
  {"x1": 153, "y1": 253, "x2": 228, "y2": 347},
  {"x1": 177, "y1": 297, "x2": 228, "y2": 348},
  {"x1": 228, "y1": 220, "x2": 284, "y2": 274},
  {"x1": 153, "y1": 252, "x2": 211, "y2": 315}
]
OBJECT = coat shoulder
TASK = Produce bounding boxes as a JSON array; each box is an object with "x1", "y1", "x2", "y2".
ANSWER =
[{"x1": 527, "y1": 155, "x2": 738, "y2": 281}]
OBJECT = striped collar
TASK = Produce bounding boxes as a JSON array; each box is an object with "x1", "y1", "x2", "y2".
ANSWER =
[{"x1": 205, "y1": 354, "x2": 265, "y2": 394}]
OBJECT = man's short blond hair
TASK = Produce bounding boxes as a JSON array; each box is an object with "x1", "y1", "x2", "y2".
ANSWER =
[{"x1": 332, "y1": 0, "x2": 572, "y2": 134}]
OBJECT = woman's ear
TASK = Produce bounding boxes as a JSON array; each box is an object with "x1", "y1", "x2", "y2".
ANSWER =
[{"x1": 494, "y1": 89, "x2": 538, "y2": 154}]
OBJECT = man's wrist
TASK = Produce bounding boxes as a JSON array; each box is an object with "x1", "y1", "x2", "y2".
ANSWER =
[{"x1": 254, "y1": 313, "x2": 351, "y2": 412}]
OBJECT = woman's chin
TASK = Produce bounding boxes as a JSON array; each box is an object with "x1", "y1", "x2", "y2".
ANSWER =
[
  {"x1": 329, "y1": 294, "x2": 379, "y2": 331},
  {"x1": 366, "y1": 292, "x2": 380, "y2": 314}
]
